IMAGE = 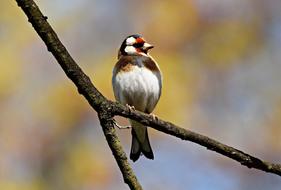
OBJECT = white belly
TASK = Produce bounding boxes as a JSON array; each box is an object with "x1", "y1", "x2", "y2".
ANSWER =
[{"x1": 113, "y1": 66, "x2": 160, "y2": 112}]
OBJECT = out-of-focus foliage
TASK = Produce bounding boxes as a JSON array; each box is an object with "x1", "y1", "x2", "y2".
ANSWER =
[{"x1": 1, "y1": 0, "x2": 281, "y2": 189}]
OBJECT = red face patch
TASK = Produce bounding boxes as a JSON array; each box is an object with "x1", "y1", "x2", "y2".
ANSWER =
[{"x1": 136, "y1": 37, "x2": 145, "y2": 44}]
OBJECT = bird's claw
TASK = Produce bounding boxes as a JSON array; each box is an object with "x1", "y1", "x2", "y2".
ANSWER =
[
  {"x1": 126, "y1": 104, "x2": 135, "y2": 113},
  {"x1": 150, "y1": 113, "x2": 158, "y2": 121}
]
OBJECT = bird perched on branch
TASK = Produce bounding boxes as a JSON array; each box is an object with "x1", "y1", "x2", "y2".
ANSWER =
[{"x1": 112, "y1": 34, "x2": 162, "y2": 162}]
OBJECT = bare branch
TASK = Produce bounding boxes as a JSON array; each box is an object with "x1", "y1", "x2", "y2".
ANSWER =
[
  {"x1": 15, "y1": 2, "x2": 281, "y2": 190},
  {"x1": 16, "y1": 0, "x2": 142, "y2": 189},
  {"x1": 112, "y1": 102, "x2": 281, "y2": 176}
]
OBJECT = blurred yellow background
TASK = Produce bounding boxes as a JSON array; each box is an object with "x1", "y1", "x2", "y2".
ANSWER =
[{"x1": 1, "y1": 0, "x2": 281, "y2": 189}]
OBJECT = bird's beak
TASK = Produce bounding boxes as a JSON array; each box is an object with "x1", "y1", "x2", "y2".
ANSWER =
[{"x1": 142, "y1": 42, "x2": 154, "y2": 51}]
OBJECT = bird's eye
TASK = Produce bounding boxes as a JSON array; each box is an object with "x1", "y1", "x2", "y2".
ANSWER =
[{"x1": 133, "y1": 42, "x2": 144, "y2": 48}]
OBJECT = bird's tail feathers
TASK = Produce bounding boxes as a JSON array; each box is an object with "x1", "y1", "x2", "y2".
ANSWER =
[{"x1": 130, "y1": 120, "x2": 154, "y2": 162}]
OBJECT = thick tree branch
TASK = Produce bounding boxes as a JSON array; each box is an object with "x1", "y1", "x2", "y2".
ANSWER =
[
  {"x1": 15, "y1": 1, "x2": 281, "y2": 189},
  {"x1": 16, "y1": 0, "x2": 142, "y2": 189}
]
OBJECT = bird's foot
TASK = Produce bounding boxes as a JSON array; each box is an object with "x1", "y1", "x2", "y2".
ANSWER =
[
  {"x1": 126, "y1": 104, "x2": 135, "y2": 113},
  {"x1": 112, "y1": 119, "x2": 131, "y2": 129},
  {"x1": 150, "y1": 113, "x2": 159, "y2": 121}
]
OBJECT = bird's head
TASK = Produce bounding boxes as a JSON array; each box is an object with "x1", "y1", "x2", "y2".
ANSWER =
[{"x1": 118, "y1": 34, "x2": 154, "y2": 58}]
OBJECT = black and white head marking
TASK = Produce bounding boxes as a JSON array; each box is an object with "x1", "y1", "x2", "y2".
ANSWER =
[{"x1": 118, "y1": 34, "x2": 153, "y2": 58}]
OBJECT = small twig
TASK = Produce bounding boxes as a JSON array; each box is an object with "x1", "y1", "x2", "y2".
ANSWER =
[{"x1": 113, "y1": 119, "x2": 131, "y2": 129}]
